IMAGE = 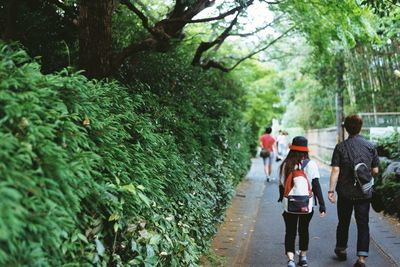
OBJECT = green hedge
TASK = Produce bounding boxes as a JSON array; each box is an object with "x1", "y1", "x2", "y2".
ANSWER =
[
  {"x1": 0, "y1": 42, "x2": 251, "y2": 266},
  {"x1": 375, "y1": 132, "x2": 400, "y2": 218}
]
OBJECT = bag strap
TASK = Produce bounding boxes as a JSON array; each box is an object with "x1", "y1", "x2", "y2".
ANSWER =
[
  {"x1": 283, "y1": 172, "x2": 294, "y2": 197},
  {"x1": 301, "y1": 159, "x2": 310, "y2": 170},
  {"x1": 300, "y1": 160, "x2": 312, "y2": 196},
  {"x1": 344, "y1": 139, "x2": 360, "y2": 187},
  {"x1": 343, "y1": 139, "x2": 355, "y2": 166}
]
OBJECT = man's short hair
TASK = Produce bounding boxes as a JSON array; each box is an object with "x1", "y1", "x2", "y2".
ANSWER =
[
  {"x1": 265, "y1": 126, "x2": 272, "y2": 134},
  {"x1": 344, "y1": 115, "x2": 363, "y2": 135}
]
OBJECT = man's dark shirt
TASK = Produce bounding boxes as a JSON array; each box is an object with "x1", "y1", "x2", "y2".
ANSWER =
[{"x1": 331, "y1": 135, "x2": 379, "y2": 199}]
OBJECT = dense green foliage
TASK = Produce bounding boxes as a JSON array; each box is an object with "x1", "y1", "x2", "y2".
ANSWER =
[
  {"x1": 374, "y1": 174, "x2": 400, "y2": 219},
  {"x1": 374, "y1": 131, "x2": 400, "y2": 218},
  {"x1": 0, "y1": 42, "x2": 250, "y2": 266},
  {"x1": 272, "y1": 0, "x2": 399, "y2": 129},
  {"x1": 377, "y1": 131, "x2": 400, "y2": 160},
  {"x1": 230, "y1": 62, "x2": 284, "y2": 150},
  {"x1": 0, "y1": 1, "x2": 78, "y2": 74}
]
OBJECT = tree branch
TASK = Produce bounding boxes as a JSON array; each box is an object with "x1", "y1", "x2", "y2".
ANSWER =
[
  {"x1": 228, "y1": 26, "x2": 295, "y2": 71},
  {"x1": 119, "y1": 0, "x2": 154, "y2": 34},
  {"x1": 230, "y1": 14, "x2": 285, "y2": 37},
  {"x1": 135, "y1": 0, "x2": 158, "y2": 22},
  {"x1": 181, "y1": 0, "x2": 217, "y2": 20},
  {"x1": 199, "y1": 60, "x2": 230, "y2": 72},
  {"x1": 165, "y1": 5, "x2": 243, "y2": 24},
  {"x1": 192, "y1": 11, "x2": 241, "y2": 67},
  {"x1": 260, "y1": 0, "x2": 285, "y2": 4},
  {"x1": 168, "y1": 0, "x2": 186, "y2": 19},
  {"x1": 198, "y1": 25, "x2": 295, "y2": 72}
]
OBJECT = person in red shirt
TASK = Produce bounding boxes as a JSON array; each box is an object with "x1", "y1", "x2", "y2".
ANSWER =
[{"x1": 259, "y1": 126, "x2": 277, "y2": 181}]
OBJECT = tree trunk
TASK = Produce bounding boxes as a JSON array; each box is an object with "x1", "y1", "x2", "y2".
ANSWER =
[
  {"x1": 335, "y1": 53, "x2": 345, "y2": 142},
  {"x1": 2, "y1": 0, "x2": 20, "y2": 40},
  {"x1": 79, "y1": 0, "x2": 113, "y2": 79}
]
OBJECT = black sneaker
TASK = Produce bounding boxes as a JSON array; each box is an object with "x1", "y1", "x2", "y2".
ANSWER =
[
  {"x1": 334, "y1": 248, "x2": 347, "y2": 261},
  {"x1": 287, "y1": 259, "x2": 295, "y2": 267},
  {"x1": 298, "y1": 257, "x2": 308, "y2": 266},
  {"x1": 353, "y1": 260, "x2": 366, "y2": 267}
]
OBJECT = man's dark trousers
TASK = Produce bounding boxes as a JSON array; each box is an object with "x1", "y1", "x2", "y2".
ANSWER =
[{"x1": 336, "y1": 195, "x2": 370, "y2": 257}]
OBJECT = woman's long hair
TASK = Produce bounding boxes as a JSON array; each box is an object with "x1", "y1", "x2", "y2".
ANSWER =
[{"x1": 279, "y1": 150, "x2": 309, "y2": 181}]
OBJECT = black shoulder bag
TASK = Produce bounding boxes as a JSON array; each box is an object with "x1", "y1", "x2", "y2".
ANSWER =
[{"x1": 343, "y1": 140, "x2": 374, "y2": 198}]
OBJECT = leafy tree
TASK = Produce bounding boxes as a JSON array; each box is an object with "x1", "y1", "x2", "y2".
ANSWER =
[{"x1": 1, "y1": 0, "x2": 295, "y2": 78}]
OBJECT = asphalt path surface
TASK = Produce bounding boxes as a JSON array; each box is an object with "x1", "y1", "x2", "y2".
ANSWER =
[{"x1": 242, "y1": 158, "x2": 396, "y2": 267}]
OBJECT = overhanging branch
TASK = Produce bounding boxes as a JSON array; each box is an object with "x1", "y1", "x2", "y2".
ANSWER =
[
  {"x1": 231, "y1": 14, "x2": 285, "y2": 37},
  {"x1": 120, "y1": 0, "x2": 154, "y2": 34},
  {"x1": 228, "y1": 25, "x2": 295, "y2": 71},
  {"x1": 192, "y1": 11, "x2": 241, "y2": 67},
  {"x1": 165, "y1": 5, "x2": 243, "y2": 24},
  {"x1": 196, "y1": 25, "x2": 295, "y2": 72},
  {"x1": 163, "y1": 0, "x2": 253, "y2": 24}
]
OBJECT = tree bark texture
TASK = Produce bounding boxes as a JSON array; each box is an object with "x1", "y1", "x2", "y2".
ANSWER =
[
  {"x1": 2, "y1": 0, "x2": 21, "y2": 40},
  {"x1": 79, "y1": 0, "x2": 113, "y2": 79},
  {"x1": 335, "y1": 53, "x2": 345, "y2": 142}
]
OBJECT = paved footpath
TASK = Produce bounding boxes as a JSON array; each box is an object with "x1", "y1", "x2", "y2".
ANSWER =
[{"x1": 209, "y1": 158, "x2": 400, "y2": 267}]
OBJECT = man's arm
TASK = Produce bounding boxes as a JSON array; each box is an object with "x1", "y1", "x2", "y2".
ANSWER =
[{"x1": 328, "y1": 166, "x2": 340, "y2": 203}]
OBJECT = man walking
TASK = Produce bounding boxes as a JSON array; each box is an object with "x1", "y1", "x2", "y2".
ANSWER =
[
  {"x1": 328, "y1": 115, "x2": 379, "y2": 267},
  {"x1": 259, "y1": 126, "x2": 276, "y2": 182}
]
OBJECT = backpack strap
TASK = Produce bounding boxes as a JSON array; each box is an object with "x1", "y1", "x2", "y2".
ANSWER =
[
  {"x1": 301, "y1": 159, "x2": 310, "y2": 170},
  {"x1": 343, "y1": 140, "x2": 358, "y2": 186},
  {"x1": 301, "y1": 159, "x2": 313, "y2": 196},
  {"x1": 283, "y1": 172, "x2": 294, "y2": 197}
]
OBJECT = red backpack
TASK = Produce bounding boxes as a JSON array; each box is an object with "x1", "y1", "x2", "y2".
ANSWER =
[{"x1": 283, "y1": 160, "x2": 313, "y2": 214}]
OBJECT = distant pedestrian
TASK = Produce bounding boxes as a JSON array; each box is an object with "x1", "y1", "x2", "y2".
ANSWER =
[
  {"x1": 278, "y1": 136, "x2": 326, "y2": 267},
  {"x1": 328, "y1": 115, "x2": 379, "y2": 267},
  {"x1": 259, "y1": 126, "x2": 277, "y2": 182},
  {"x1": 277, "y1": 130, "x2": 289, "y2": 159}
]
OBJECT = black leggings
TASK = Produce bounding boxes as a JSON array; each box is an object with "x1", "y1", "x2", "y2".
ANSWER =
[{"x1": 283, "y1": 211, "x2": 314, "y2": 254}]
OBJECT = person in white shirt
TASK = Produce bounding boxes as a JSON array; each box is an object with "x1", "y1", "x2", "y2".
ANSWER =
[{"x1": 277, "y1": 130, "x2": 289, "y2": 159}]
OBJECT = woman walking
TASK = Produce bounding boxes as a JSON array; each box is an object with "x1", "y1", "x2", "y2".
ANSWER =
[{"x1": 278, "y1": 136, "x2": 326, "y2": 267}]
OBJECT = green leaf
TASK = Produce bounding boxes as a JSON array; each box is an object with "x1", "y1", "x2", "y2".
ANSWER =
[
  {"x1": 77, "y1": 233, "x2": 88, "y2": 243},
  {"x1": 108, "y1": 213, "x2": 120, "y2": 221},
  {"x1": 149, "y1": 234, "x2": 161, "y2": 246},
  {"x1": 137, "y1": 184, "x2": 145, "y2": 191},
  {"x1": 131, "y1": 239, "x2": 138, "y2": 252},
  {"x1": 95, "y1": 239, "x2": 105, "y2": 256},
  {"x1": 137, "y1": 192, "x2": 151, "y2": 207},
  {"x1": 120, "y1": 184, "x2": 136, "y2": 193}
]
